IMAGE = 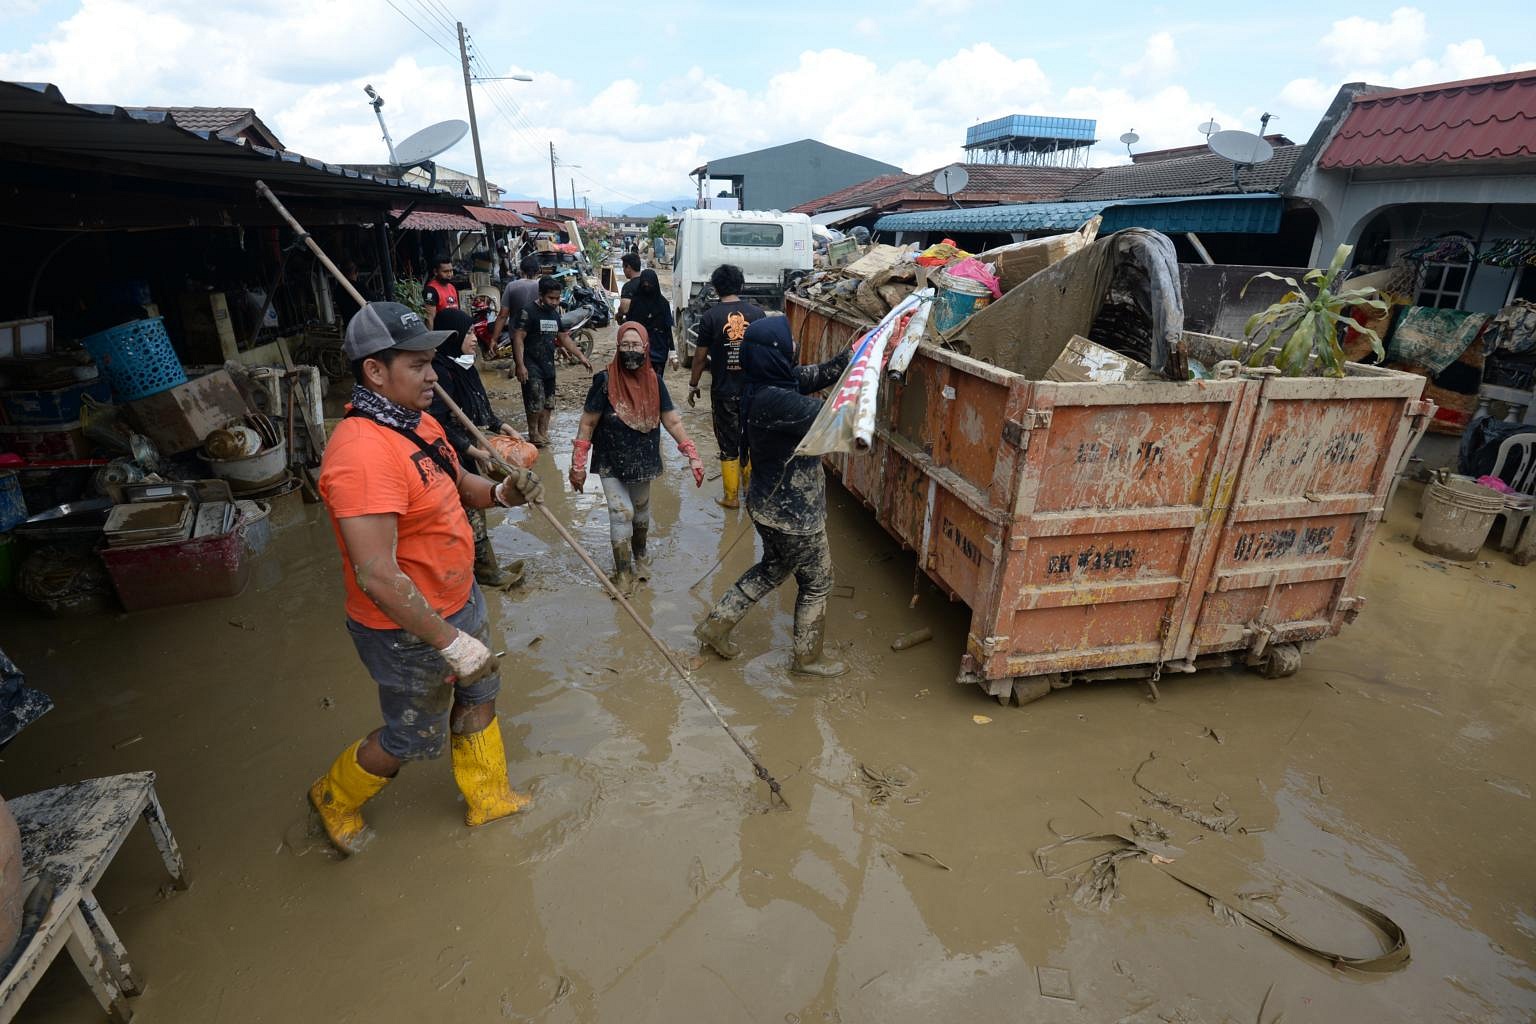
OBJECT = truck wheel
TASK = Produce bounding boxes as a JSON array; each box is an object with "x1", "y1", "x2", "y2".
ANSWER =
[{"x1": 1256, "y1": 643, "x2": 1302, "y2": 679}]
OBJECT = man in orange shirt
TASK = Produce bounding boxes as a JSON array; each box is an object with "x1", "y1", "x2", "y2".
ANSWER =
[{"x1": 309, "y1": 301, "x2": 544, "y2": 856}]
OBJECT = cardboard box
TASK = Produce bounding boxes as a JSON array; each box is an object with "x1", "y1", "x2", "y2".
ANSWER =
[
  {"x1": 125, "y1": 370, "x2": 250, "y2": 454},
  {"x1": 978, "y1": 216, "x2": 1102, "y2": 293},
  {"x1": 1046, "y1": 335, "x2": 1155, "y2": 384}
]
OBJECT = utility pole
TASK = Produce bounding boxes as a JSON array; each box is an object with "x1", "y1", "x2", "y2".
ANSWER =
[
  {"x1": 456, "y1": 22, "x2": 489, "y2": 205},
  {"x1": 549, "y1": 141, "x2": 559, "y2": 212},
  {"x1": 570, "y1": 177, "x2": 577, "y2": 217}
]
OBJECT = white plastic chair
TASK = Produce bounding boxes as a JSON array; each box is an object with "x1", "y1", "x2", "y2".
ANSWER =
[
  {"x1": 0, "y1": 772, "x2": 186, "y2": 1021},
  {"x1": 1491, "y1": 433, "x2": 1536, "y2": 550}
]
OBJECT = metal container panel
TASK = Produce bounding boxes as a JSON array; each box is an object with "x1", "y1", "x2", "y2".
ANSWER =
[{"x1": 1187, "y1": 371, "x2": 1430, "y2": 659}]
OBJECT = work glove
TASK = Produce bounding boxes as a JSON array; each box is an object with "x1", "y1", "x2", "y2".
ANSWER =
[
  {"x1": 678, "y1": 439, "x2": 705, "y2": 488},
  {"x1": 570, "y1": 438, "x2": 592, "y2": 493},
  {"x1": 496, "y1": 465, "x2": 544, "y2": 506},
  {"x1": 687, "y1": 384, "x2": 701, "y2": 407},
  {"x1": 437, "y1": 629, "x2": 496, "y2": 686}
]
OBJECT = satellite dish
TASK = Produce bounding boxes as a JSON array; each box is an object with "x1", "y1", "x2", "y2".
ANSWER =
[
  {"x1": 1198, "y1": 120, "x2": 1222, "y2": 139},
  {"x1": 1208, "y1": 130, "x2": 1274, "y2": 166},
  {"x1": 932, "y1": 165, "x2": 969, "y2": 197},
  {"x1": 393, "y1": 120, "x2": 469, "y2": 169},
  {"x1": 1207, "y1": 129, "x2": 1274, "y2": 194},
  {"x1": 1118, "y1": 130, "x2": 1140, "y2": 146}
]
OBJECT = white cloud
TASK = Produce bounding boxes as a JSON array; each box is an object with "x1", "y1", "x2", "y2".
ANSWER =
[
  {"x1": 1124, "y1": 32, "x2": 1179, "y2": 82},
  {"x1": 1320, "y1": 6, "x2": 1428, "y2": 68},
  {"x1": 1279, "y1": 77, "x2": 1339, "y2": 110},
  {"x1": 6, "y1": 0, "x2": 1515, "y2": 210},
  {"x1": 1278, "y1": 29, "x2": 1515, "y2": 125}
]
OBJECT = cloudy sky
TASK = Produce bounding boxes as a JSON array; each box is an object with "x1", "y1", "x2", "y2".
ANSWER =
[{"x1": 3, "y1": 1, "x2": 1532, "y2": 212}]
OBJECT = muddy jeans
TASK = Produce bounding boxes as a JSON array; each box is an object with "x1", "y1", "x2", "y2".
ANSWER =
[
  {"x1": 345, "y1": 585, "x2": 500, "y2": 761},
  {"x1": 716, "y1": 523, "x2": 834, "y2": 637},
  {"x1": 600, "y1": 477, "x2": 652, "y2": 549},
  {"x1": 711, "y1": 393, "x2": 742, "y2": 461}
]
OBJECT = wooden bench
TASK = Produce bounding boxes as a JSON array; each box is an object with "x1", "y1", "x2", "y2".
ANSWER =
[{"x1": 0, "y1": 772, "x2": 187, "y2": 1022}]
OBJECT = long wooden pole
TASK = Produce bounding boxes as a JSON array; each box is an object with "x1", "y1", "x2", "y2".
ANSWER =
[{"x1": 254, "y1": 181, "x2": 787, "y2": 808}]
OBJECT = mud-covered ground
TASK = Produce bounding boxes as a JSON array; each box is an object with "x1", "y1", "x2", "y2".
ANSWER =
[{"x1": 3, "y1": 323, "x2": 1534, "y2": 1022}]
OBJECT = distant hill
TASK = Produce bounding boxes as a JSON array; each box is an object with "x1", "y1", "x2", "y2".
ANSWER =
[{"x1": 619, "y1": 197, "x2": 695, "y2": 217}]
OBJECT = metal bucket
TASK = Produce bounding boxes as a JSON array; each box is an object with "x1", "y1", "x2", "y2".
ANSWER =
[
  {"x1": 204, "y1": 442, "x2": 288, "y2": 494},
  {"x1": 1414, "y1": 479, "x2": 1505, "y2": 561},
  {"x1": 932, "y1": 269, "x2": 992, "y2": 334}
]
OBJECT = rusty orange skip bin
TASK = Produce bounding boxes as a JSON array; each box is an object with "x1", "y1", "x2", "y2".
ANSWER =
[{"x1": 786, "y1": 296, "x2": 1430, "y2": 707}]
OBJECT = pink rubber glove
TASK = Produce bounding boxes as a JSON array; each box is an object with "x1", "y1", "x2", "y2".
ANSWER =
[
  {"x1": 678, "y1": 439, "x2": 705, "y2": 488},
  {"x1": 570, "y1": 438, "x2": 592, "y2": 493}
]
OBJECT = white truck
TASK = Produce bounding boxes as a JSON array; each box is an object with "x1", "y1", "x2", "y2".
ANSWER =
[{"x1": 669, "y1": 209, "x2": 814, "y2": 360}]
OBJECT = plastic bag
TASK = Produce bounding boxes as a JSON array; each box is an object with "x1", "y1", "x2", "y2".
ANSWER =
[
  {"x1": 486, "y1": 432, "x2": 539, "y2": 472},
  {"x1": 916, "y1": 239, "x2": 971, "y2": 267},
  {"x1": 944, "y1": 257, "x2": 1002, "y2": 299}
]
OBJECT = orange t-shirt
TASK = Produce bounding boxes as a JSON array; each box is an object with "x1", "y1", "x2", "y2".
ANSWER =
[{"x1": 318, "y1": 412, "x2": 475, "y2": 630}]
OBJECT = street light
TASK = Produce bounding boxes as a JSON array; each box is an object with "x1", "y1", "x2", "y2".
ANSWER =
[{"x1": 473, "y1": 73, "x2": 533, "y2": 83}]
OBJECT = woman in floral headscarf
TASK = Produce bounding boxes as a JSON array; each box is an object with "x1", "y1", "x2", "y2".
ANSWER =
[{"x1": 569, "y1": 322, "x2": 705, "y2": 593}]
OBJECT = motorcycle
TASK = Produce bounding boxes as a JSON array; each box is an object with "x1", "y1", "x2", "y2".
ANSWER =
[
  {"x1": 557, "y1": 306, "x2": 596, "y2": 365},
  {"x1": 568, "y1": 284, "x2": 612, "y2": 328}
]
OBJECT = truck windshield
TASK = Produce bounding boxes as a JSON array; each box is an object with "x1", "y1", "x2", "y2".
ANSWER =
[{"x1": 721, "y1": 223, "x2": 784, "y2": 247}]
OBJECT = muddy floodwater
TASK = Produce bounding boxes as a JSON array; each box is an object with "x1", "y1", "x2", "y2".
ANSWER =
[{"x1": 3, "y1": 334, "x2": 1535, "y2": 1022}]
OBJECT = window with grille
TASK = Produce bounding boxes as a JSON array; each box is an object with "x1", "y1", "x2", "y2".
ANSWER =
[{"x1": 1416, "y1": 260, "x2": 1470, "y2": 309}]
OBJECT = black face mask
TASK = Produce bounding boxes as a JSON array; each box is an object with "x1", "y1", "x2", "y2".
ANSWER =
[{"x1": 619, "y1": 352, "x2": 646, "y2": 371}]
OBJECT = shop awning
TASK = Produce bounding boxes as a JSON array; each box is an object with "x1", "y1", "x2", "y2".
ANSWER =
[
  {"x1": 387, "y1": 207, "x2": 482, "y2": 232},
  {"x1": 0, "y1": 80, "x2": 438, "y2": 206},
  {"x1": 873, "y1": 193, "x2": 1284, "y2": 236},
  {"x1": 467, "y1": 206, "x2": 526, "y2": 228}
]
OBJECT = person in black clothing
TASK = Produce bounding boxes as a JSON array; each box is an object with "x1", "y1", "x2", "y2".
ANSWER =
[
  {"x1": 569, "y1": 323, "x2": 705, "y2": 594},
  {"x1": 620, "y1": 269, "x2": 674, "y2": 370},
  {"x1": 511, "y1": 276, "x2": 594, "y2": 446},
  {"x1": 687, "y1": 264, "x2": 765, "y2": 509},
  {"x1": 427, "y1": 308, "x2": 527, "y2": 588},
  {"x1": 694, "y1": 316, "x2": 851, "y2": 677},
  {"x1": 616, "y1": 252, "x2": 643, "y2": 320}
]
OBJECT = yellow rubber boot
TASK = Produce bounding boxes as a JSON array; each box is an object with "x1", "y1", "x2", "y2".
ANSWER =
[
  {"x1": 451, "y1": 718, "x2": 531, "y2": 827},
  {"x1": 308, "y1": 739, "x2": 391, "y2": 856},
  {"x1": 741, "y1": 457, "x2": 751, "y2": 493},
  {"x1": 717, "y1": 459, "x2": 741, "y2": 509}
]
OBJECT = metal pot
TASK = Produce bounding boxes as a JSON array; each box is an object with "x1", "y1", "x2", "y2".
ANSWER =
[{"x1": 203, "y1": 441, "x2": 288, "y2": 494}]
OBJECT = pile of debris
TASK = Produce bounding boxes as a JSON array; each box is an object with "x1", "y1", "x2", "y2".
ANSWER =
[{"x1": 793, "y1": 243, "x2": 921, "y2": 323}]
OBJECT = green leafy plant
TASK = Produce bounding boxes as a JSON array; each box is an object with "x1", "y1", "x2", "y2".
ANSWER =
[
  {"x1": 646, "y1": 214, "x2": 674, "y2": 241},
  {"x1": 394, "y1": 278, "x2": 426, "y2": 316},
  {"x1": 1240, "y1": 244, "x2": 1388, "y2": 377}
]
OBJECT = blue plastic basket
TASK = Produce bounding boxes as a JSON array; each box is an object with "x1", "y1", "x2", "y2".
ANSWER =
[{"x1": 80, "y1": 317, "x2": 187, "y2": 401}]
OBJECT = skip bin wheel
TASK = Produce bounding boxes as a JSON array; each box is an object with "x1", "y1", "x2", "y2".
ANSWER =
[
  {"x1": 1256, "y1": 643, "x2": 1302, "y2": 679},
  {"x1": 1010, "y1": 675, "x2": 1055, "y2": 706}
]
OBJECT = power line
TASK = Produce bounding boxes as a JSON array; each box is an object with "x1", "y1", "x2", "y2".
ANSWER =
[
  {"x1": 403, "y1": 0, "x2": 457, "y2": 41},
  {"x1": 380, "y1": 0, "x2": 457, "y2": 60}
]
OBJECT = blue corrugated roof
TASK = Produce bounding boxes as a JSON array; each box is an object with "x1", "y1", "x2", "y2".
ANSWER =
[{"x1": 873, "y1": 193, "x2": 1284, "y2": 236}]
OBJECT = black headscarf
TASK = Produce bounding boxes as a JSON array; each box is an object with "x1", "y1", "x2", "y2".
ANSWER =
[
  {"x1": 625, "y1": 269, "x2": 672, "y2": 357},
  {"x1": 739, "y1": 315, "x2": 799, "y2": 448},
  {"x1": 427, "y1": 308, "x2": 500, "y2": 460}
]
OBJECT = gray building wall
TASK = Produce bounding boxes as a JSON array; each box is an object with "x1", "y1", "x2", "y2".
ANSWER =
[{"x1": 702, "y1": 140, "x2": 902, "y2": 213}]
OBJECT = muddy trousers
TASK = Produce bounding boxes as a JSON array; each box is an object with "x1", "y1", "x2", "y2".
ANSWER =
[
  {"x1": 600, "y1": 477, "x2": 652, "y2": 575},
  {"x1": 712, "y1": 522, "x2": 834, "y2": 657}
]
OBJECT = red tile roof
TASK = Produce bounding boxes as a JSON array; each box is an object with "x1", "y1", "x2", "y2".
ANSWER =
[
  {"x1": 791, "y1": 164, "x2": 1095, "y2": 217},
  {"x1": 467, "y1": 206, "x2": 525, "y2": 227},
  {"x1": 1319, "y1": 69, "x2": 1536, "y2": 169}
]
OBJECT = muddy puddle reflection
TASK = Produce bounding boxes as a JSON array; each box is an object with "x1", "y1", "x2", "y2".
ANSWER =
[{"x1": 2, "y1": 359, "x2": 1534, "y2": 1022}]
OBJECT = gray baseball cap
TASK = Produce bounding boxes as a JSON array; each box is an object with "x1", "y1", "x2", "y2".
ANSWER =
[{"x1": 343, "y1": 301, "x2": 453, "y2": 360}]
